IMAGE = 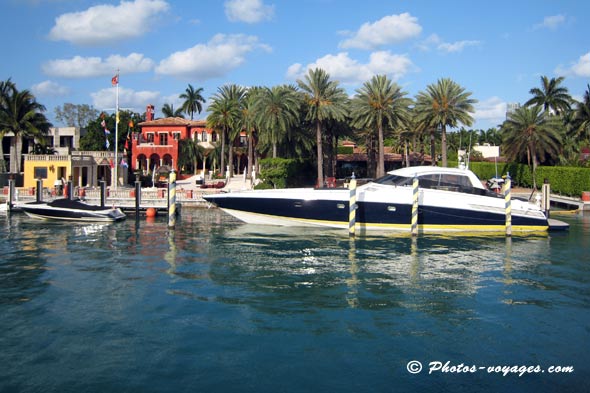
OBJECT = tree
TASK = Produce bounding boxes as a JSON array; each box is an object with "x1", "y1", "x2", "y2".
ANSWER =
[
  {"x1": 572, "y1": 84, "x2": 590, "y2": 143},
  {"x1": 206, "y1": 85, "x2": 242, "y2": 177},
  {"x1": 161, "y1": 103, "x2": 184, "y2": 118},
  {"x1": 0, "y1": 80, "x2": 51, "y2": 173},
  {"x1": 500, "y1": 105, "x2": 564, "y2": 189},
  {"x1": 297, "y1": 68, "x2": 348, "y2": 187},
  {"x1": 0, "y1": 79, "x2": 16, "y2": 172},
  {"x1": 54, "y1": 103, "x2": 99, "y2": 128},
  {"x1": 241, "y1": 87, "x2": 262, "y2": 178},
  {"x1": 414, "y1": 78, "x2": 476, "y2": 167},
  {"x1": 178, "y1": 138, "x2": 203, "y2": 174},
  {"x1": 351, "y1": 75, "x2": 411, "y2": 177},
  {"x1": 525, "y1": 76, "x2": 572, "y2": 116},
  {"x1": 180, "y1": 84, "x2": 206, "y2": 120},
  {"x1": 80, "y1": 110, "x2": 142, "y2": 152},
  {"x1": 254, "y1": 85, "x2": 301, "y2": 158}
]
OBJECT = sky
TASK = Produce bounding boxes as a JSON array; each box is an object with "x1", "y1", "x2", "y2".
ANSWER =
[{"x1": 1, "y1": 0, "x2": 589, "y2": 131}]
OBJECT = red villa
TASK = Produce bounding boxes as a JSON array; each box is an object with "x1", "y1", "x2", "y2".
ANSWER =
[{"x1": 132, "y1": 105, "x2": 216, "y2": 174}]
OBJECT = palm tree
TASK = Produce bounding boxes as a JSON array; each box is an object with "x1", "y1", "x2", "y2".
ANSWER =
[
  {"x1": 351, "y1": 75, "x2": 411, "y2": 177},
  {"x1": 572, "y1": 84, "x2": 590, "y2": 143},
  {"x1": 241, "y1": 87, "x2": 262, "y2": 178},
  {"x1": 178, "y1": 138, "x2": 209, "y2": 174},
  {"x1": 180, "y1": 84, "x2": 206, "y2": 120},
  {"x1": 297, "y1": 68, "x2": 348, "y2": 187},
  {"x1": 500, "y1": 105, "x2": 563, "y2": 189},
  {"x1": 0, "y1": 81, "x2": 51, "y2": 173},
  {"x1": 414, "y1": 78, "x2": 476, "y2": 167},
  {"x1": 254, "y1": 85, "x2": 301, "y2": 158},
  {"x1": 161, "y1": 103, "x2": 184, "y2": 118},
  {"x1": 0, "y1": 79, "x2": 16, "y2": 172},
  {"x1": 206, "y1": 85, "x2": 243, "y2": 177},
  {"x1": 525, "y1": 76, "x2": 572, "y2": 116}
]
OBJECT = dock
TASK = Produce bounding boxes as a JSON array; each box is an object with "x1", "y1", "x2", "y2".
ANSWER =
[{"x1": 1, "y1": 175, "x2": 254, "y2": 213}]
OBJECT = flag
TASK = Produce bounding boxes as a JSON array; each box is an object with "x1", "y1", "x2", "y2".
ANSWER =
[
  {"x1": 109, "y1": 159, "x2": 114, "y2": 169},
  {"x1": 105, "y1": 138, "x2": 110, "y2": 149},
  {"x1": 104, "y1": 128, "x2": 110, "y2": 135},
  {"x1": 111, "y1": 74, "x2": 119, "y2": 86},
  {"x1": 128, "y1": 120, "x2": 134, "y2": 128},
  {"x1": 121, "y1": 158, "x2": 128, "y2": 168},
  {"x1": 116, "y1": 111, "x2": 120, "y2": 124},
  {"x1": 101, "y1": 119, "x2": 106, "y2": 128}
]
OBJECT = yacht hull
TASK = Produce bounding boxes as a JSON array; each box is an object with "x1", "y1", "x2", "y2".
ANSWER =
[
  {"x1": 204, "y1": 187, "x2": 549, "y2": 233},
  {"x1": 20, "y1": 198, "x2": 126, "y2": 223}
]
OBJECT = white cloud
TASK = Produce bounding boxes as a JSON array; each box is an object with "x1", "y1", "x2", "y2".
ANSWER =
[
  {"x1": 417, "y1": 34, "x2": 480, "y2": 53},
  {"x1": 555, "y1": 52, "x2": 590, "y2": 78},
  {"x1": 286, "y1": 51, "x2": 416, "y2": 84},
  {"x1": 225, "y1": 0, "x2": 274, "y2": 23},
  {"x1": 437, "y1": 40, "x2": 481, "y2": 53},
  {"x1": 155, "y1": 34, "x2": 270, "y2": 79},
  {"x1": 474, "y1": 96, "x2": 506, "y2": 125},
  {"x1": 91, "y1": 86, "x2": 160, "y2": 111},
  {"x1": 415, "y1": 34, "x2": 441, "y2": 51},
  {"x1": 339, "y1": 13, "x2": 422, "y2": 50},
  {"x1": 48, "y1": 0, "x2": 169, "y2": 46},
  {"x1": 42, "y1": 53, "x2": 155, "y2": 78},
  {"x1": 534, "y1": 14, "x2": 566, "y2": 30},
  {"x1": 31, "y1": 80, "x2": 70, "y2": 97}
]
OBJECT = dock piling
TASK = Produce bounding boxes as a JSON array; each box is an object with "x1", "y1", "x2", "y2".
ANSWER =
[
  {"x1": 503, "y1": 173, "x2": 512, "y2": 237},
  {"x1": 7, "y1": 179, "x2": 14, "y2": 211},
  {"x1": 99, "y1": 180, "x2": 106, "y2": 207},
  {"x1": 542, "y1": 179, "x2": 551, "y2": 218},
  {"x1": 135, "y1": 180, "x2": 141, "y2": 221},
  {"x1": 411, "y1": 176, "x2": 419, "y2": 236},
  {"x1": 168, "y1": 170, "x2": 177, "y2": 228},
  {"x1": 348, "y1": 173, "x2": 357, "y2": 237},
  {"x1": 36, "y1": 179, "x2": 43, "y2": 202}
]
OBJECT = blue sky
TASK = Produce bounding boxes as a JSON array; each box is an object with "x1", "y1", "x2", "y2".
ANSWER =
[{"x1": 2, "y1": 0, "x2": 589, "y2": 130}]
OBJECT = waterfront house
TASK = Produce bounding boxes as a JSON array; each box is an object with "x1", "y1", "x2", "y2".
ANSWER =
[{"x1": 133, "y1": 105, "x2": 217, "y2": 174}]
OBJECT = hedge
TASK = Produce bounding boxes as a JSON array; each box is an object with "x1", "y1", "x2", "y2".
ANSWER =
[
  {"x1": 450, "y1": 161, "x2": 590, "y2": 197},
  {"x1": 257, "y1": 157, "x2": 311, "y2": 189}
]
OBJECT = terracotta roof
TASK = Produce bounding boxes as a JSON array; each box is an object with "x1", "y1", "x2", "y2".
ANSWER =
[{"x1": 138, "y1": 117, "x2": 207, "y2": 127}]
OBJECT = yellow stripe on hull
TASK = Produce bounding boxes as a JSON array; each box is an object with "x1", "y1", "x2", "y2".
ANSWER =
[{"x1": 221, "y1": 208, "x2": 548, "y2": 234}]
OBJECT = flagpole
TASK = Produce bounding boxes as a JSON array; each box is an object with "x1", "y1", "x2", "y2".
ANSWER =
[{"x1": 114, "y1": 71, "x2": 119, "y2": 190}]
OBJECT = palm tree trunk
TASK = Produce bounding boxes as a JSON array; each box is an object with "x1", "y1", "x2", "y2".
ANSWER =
[
  {"x1": 220, "y1": 128, "x2": 226, "y2": 177},
  {"x1": 228, "y1": 140, "x2": 234, "y2": 178},
  {"x1": 441, "y1": 125, "x2": 448, "y2": 167},
  {"x1": 247, "y1": 130, "x2": 253, "y2": 178},
  {"x1": 377, "y1": 124, "x2": 385, "y2": 177},
  {"x1": 316, "y1": 120, "x2": 323, "y2": 187},
  {"x1": 430, "y1": 129, "x2": 436, "y2": 166}
]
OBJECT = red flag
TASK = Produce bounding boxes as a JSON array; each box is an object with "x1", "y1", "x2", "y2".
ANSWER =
[
  {"x1": 111, "y1": 74, "x2": 119, "y2": 86},
  {"x1": 109, "y1": 159, "x2": 114, "y2": 169},
  {"x1": 128, "y1": 120, "x2": 134, "y2": 128}
]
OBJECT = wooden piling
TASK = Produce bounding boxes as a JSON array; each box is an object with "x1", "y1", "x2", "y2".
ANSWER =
[
  {"x1": 504, "y1": 174, "x2": 512, "y2": 237},
  {"x1": 411, "y1": 176, "x2": 419, "y2": 236},
  {"x1": 348, "y1": 175, "x2": 357, "y2": 237},
  {"x1": 168, "y1": 170, "x2": 177, "y2": 228}
]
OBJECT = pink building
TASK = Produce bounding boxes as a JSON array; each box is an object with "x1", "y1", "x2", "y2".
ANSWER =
[{"x1": 132, "y1": 105, "x2": 216, "y2": 173}]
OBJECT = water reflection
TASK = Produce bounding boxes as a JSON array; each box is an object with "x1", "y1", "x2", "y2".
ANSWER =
[{"x1": 194, "y1": 219, "x2": 556, "y2": 318}]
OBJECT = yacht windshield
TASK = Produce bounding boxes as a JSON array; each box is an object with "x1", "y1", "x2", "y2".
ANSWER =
[{"x1": 372, "y1": 174, "x2": 413, "y2": 186}]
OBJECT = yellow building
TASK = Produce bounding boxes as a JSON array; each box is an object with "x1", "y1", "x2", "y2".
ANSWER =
[
  {"x1": 23, "y1": 153, "x2": 107, "y2": 191},
  {"x1": 23, "y1": 155, "x2": 70, "y2": 190}
]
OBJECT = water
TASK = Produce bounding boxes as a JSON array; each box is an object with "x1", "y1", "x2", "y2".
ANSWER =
[{"x1": 0, "y1": 209, "x2": 589, "y2": 393}]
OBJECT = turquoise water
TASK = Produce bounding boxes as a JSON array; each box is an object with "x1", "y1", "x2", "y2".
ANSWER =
[{"x1": 0, "y1": 209, "x2": 589, "y2": 392}]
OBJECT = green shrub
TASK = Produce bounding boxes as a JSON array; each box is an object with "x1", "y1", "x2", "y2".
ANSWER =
[
  {"x1": 449, "y1": 161, "x2": 590, "y2": 196},
  {"x1": 259, "y1": 158, "x2": 301, "y2": 188},
  {"x1": 337, "y1": 146, "x2": 354, "y2": 154}
]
